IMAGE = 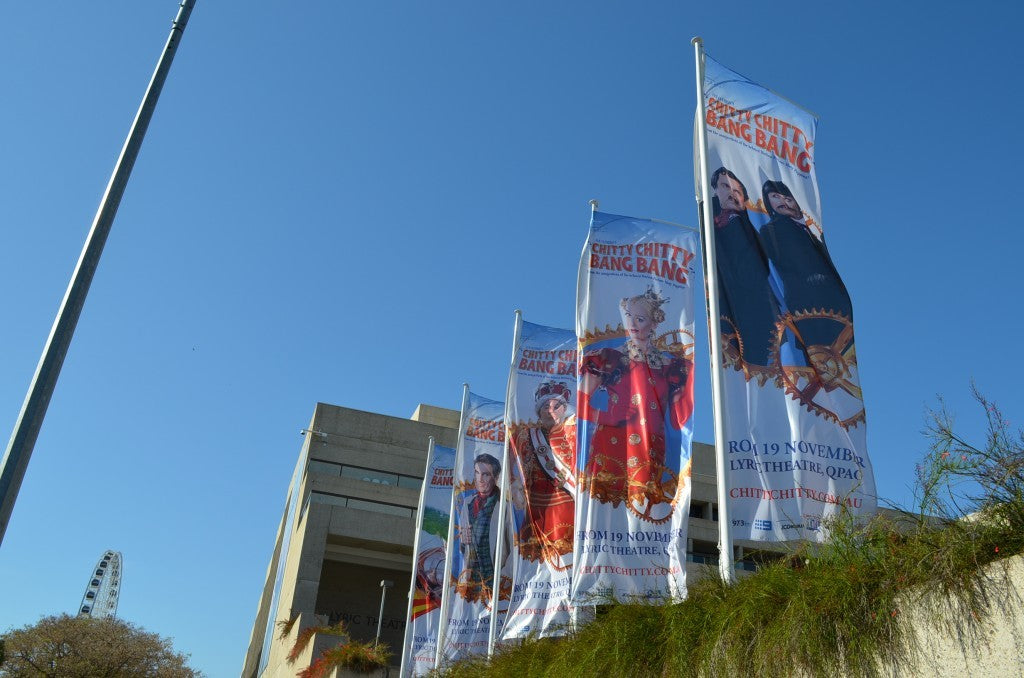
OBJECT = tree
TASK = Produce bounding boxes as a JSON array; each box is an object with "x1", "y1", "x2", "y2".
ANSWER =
[{"x1": 0, "y1": 614, "x2": 203, "y2": 678}]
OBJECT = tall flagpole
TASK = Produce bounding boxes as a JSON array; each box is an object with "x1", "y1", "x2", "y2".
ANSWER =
[
  {"x1": 400, "y1": 436, "x2": 436, "y2": 678},
  {"x1": 0, "y1": 0, "x2": 198, "y2": 547},
  {"x1": 692, "y1": 37, "x2": 735, "y2": 583},
  {"x1": 487, "y1": 310, "x2": 522, "y2": 657},
  {"x1": 569, "y1": 199, "x2": 599, "y2": 631},
  {"x1": 435, "y1": 384, "x2": 470, "y2": 669}
]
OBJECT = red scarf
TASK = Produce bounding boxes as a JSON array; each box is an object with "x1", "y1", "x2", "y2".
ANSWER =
[
  {"x1": 714, "y1": 209, "x2": 741, "y2": 228},
  {"x1": 471, "y1": 492, "x2": 491, "y2": 515}
]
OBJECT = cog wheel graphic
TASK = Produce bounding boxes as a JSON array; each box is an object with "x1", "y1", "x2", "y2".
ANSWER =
[
  {"x1": 455, "y1": 568, "x2": 491, "y2": 604},
  {"x1": 771, "y1": 309, "x2": 865, "y2": 430},
  {"x1": 719, "y1": 315, "x2": 745, "y2": 369},
  {"x1": 583, "y1": 453, "x2": 628, "y2": 506},
  {"x1": 719, "y1": 315, "x2": 775, "y2": 385},
  {"x1": 625, "y1": 463, "x2": 678, "y2": 524},
  {"x1": 654, "y1": 328, "x2": 696, "y2": 362}
]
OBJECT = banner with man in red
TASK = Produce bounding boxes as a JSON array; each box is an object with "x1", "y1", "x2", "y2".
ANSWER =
[{"x1": 502, "y1": 320, "x2": 578, "y2": 639}]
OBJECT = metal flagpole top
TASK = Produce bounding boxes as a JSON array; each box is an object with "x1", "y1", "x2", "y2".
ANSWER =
[
  {"x1": 691, "y1": 36, "x2": 703, "y2": 46},
  {"x1": 588, "y1": 199, "x2": 599, "y2": 211}
]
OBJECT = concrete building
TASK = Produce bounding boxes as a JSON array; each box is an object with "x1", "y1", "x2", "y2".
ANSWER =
[{"x1": 241, "y1": 402, "x2": 771, "y2": 678}]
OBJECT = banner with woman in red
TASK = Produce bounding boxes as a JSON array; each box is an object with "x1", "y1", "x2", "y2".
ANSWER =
[{"x1": 572, "y1": 211, "x2": 699, "y2": 602}]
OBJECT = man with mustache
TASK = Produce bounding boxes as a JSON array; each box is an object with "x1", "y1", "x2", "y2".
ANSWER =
[{"x1": 710, "y1": 166, "x2": 778, "y2": 368}]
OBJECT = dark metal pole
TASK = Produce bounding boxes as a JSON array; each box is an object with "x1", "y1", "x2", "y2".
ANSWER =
[{"x1": 0, "y1": 0, "x2": 197, "y2": 547}]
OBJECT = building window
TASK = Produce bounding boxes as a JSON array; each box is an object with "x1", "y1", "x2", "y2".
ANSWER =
[
  {"x1": 687, "y1": 551, "x2": 718, "y2": 565},
  {"x1": 312, "y1": 492, "x2": 348, "y2": 508},
  {"x1": 308, "y1": 460, "x2": 423, "y2": 490},
  {"x1": 339, "y1": 464, "x2": 422, "y2": 489},
  {"x1": 346, "y1": 498, "x2": 413, "y2": 517},
  {"x1": 397, "y1": 475, "x2": 421, "y2": 490},
  {"x1": 310, "y1": 491, "x2": 414, "y2": 518},
  {"x1": 341, "y1": 465, "x2": 395, "y2": 485},
  {"x1": 308, "y1": 460, "x2": 342, "y2": 477}
]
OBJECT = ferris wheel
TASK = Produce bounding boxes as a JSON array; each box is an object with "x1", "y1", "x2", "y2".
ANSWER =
[{"x1": 78, "y1": 550, "x2": 123, "y2": 619}]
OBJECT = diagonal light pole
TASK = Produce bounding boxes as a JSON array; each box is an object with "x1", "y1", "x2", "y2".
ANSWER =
[{"x1": 0, "y1": 0, "x2": 198, "y2": 547}]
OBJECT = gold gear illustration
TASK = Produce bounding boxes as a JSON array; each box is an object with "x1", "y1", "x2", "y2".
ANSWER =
[
  {"x1": 539, "y1": 525, "x2": 573, "y2": 571},
  {"x1": 653, "y1": 328, "x2": 696, "y2": 362},
  {"x1": 719, "y1": 315, "x2": 775, "y2": 386},
  {"x1": 625, "y1": 462, "x2": 678, "y2": 524},
  {"x1": 582, "y1": 453, "x2": 628, "y2": 506},
  {"x1": 720, "y1": 315, "x2": 745, "y2": 368},
  {"x1": 771, "y1": 309, "x2": 865, "y2": 430},
  {"x1": 498, "y1": 574, "x2": 513, "y2": 603},
  {"x1": 455, "y1": 568, "x2": 491, "y2": 604}
]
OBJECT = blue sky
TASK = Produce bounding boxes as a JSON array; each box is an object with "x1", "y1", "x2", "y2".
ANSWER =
[{"x1": 1, "y1": 2, "x2": 1021, "y2": 676}]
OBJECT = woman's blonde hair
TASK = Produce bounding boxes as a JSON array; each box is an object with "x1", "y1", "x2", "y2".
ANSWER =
[{"x1": 620, "y1": 286, "x2": 668, "y2": 325}]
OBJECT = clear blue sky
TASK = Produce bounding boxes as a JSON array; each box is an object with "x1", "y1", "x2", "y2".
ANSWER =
[{"x1": 1, "y1": 2, "x2": 1020, "y2": 676}]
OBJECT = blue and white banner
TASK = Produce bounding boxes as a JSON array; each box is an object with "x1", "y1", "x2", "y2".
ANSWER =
[
  {"x1": 572, "y1": 211, "x2": 698, "y2": 602},
  {"x1": 437, "y1": 392, "x2": 509, "y2": 664},
  {"x1": 401, "y1": 443, "x2": 454, "y2": 677},
  {"x1": 698, "y1": 52, "x2": 876, "y2": 541},
  {"x1": 502, "y1": 320, "x2": 578, "y2": 640}
]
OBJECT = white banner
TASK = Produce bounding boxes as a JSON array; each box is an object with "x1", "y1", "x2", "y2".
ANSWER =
[
  {"x1": 401, "y1": 443, "x2": 454, "y2": 677},
  {"x1": 572, "y1": 211, "x2": 699, "y2": 602},
  {"x1": 502, "y1": 320, "x2": 577, "y2": 639},
  {"x1": 698, "y1": 52, "x2": 877, "y2": 541},
  {"x1": 437, "y1": 392, "x2": 509, "y2": 664}
]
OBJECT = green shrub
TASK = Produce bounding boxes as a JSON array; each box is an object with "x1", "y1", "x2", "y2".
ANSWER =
[{"x1": 298, "y1": 640, "x2": 390, "y2": 678}]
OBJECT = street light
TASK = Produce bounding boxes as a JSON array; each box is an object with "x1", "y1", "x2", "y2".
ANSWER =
[{"x1": 375, "y1": 579, "x2": 394, "y2": 646}]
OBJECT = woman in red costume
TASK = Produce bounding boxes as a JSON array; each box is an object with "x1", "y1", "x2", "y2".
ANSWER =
[{"x1": 578, "y1": 287, "x2": 694, "y2": 523}]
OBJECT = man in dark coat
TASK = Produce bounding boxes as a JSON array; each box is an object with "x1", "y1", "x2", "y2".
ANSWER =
[
  {"x1": 710, "y1": 167, "x2": 779, "y2": 367},
  {"x1": 759, "y1": 180, "x2": 853, "y2": 350}
]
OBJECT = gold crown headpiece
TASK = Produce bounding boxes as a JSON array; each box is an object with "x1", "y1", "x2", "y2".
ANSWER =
[{"x1": 534, "y1": 380, "x2": 572, "y2": 411}]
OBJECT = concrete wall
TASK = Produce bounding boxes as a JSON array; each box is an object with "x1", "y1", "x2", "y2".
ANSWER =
[
  {"x1": 242, "y1": 403, "x2": 458, "y2": 678},
  {"x1": 881, "y1": 554, "x2": 1024, "y2": 677}
]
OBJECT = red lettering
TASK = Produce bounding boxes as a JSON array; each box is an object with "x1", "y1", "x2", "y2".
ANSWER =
[{"x1": 797, "y1": 152, "x2": 811, "y2": 173}]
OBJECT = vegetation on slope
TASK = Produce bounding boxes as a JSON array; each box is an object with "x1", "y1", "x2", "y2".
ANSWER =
[
  {"x1": 444, "y1": 389, "x2": 1024, "y2": 677},
  {"x1": 280, "y1": 620, "x2": 391, "y2": 678}
]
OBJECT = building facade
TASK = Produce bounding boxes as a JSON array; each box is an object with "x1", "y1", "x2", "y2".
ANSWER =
[{"x1": 240, "y1": 402, "x2": 765, "y2": 678}]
